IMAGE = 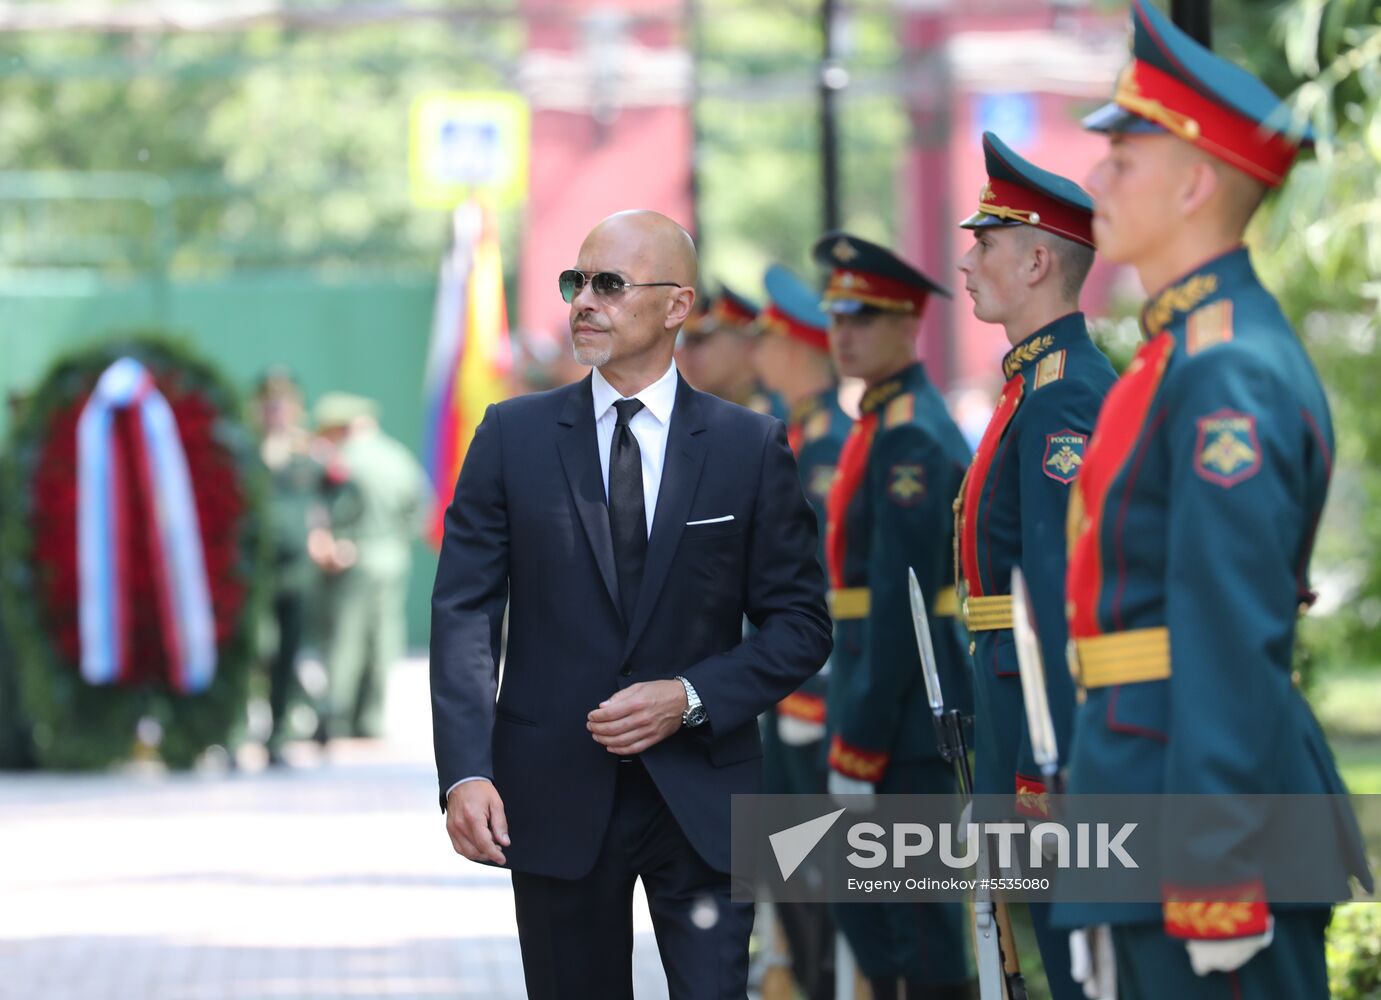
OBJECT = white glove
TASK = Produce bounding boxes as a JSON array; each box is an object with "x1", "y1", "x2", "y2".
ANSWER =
[
  {"x1": 777, "y1": 716, "x2": 826, "y2": 746},
  {"x1": 827, "y1": 770, "x2": 876, "y2": 811},
  {"x1": 1069, "y1": 925, "x2": 1117, "y2": 1000},
  {"x1": 1185, "y1": 918, "x2": 1274, "y2": 976}
]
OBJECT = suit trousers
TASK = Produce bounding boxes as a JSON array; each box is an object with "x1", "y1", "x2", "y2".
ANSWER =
[{"x1": 511, "y1": 758, "x2": 754, "y2": 1000}]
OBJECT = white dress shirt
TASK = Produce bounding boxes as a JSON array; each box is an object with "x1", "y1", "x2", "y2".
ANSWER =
[
  {"x1": 447, "y1": 361, "x2": 685, "y2": 800},
  {"x1": 591, "y1": 360, "x2": 678, "y2": 535}
]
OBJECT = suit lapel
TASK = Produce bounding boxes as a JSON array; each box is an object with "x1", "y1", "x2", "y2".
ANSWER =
[
  {"x1": 556, "y1": 376, "x2": 621, "y2": 614},
  {"x1": 622, "y1": 376, "x2": 707, "y2": 658}
]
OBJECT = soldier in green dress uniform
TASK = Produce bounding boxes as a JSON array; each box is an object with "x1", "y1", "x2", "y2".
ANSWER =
[
  {"x1": 952, "y1": 133, "x2": 1117, "y2": 999},
  {"x1": 752, "y1": 263, "x2": 851, "y2": 1000},
  {"x1": 814, "y1": 232, "x2": 976, "y2": 1000},
  {"x1": 1053, "y1": 3, "x2": 1372, "y2": 996}
]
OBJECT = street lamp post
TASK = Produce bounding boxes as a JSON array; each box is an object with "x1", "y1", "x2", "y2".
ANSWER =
[
  {"x1": 1171, "y1": 0, "x2": 1212, "y2": 47},
  {"x1": 819, "y1": 0, "x2": 845, "y2": 233}
]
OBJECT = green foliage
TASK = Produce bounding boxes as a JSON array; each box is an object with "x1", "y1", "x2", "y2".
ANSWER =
[
  {"x1": 1249, "y1": 0, "x2": 1381, "y2": 316},
  {"x1": 1310, "y1": 667, "x2": 1381, "y2": 792},
  {"x1": 1328, "y1": 902, "x2": 1381, "y2": 999},
  {"x1": 0, "y1": 335, "x2": 268, "y2": 769},
  {"x1": 0, "y1": 14, "x2": 520, "y2": 274},
  {"x1": 1087, "y1": 315, "x2": 1142, "y2": 375},
  {"x1": 1229, "y1": 0, "x2": 1381, "y2": 671},
  {"x1": 695, "y1": 0, "x2": 908, "y2": 292}
]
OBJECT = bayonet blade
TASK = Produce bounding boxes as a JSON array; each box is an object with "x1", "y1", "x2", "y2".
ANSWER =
[
  {"x1": 908, "y1": 567, "x2": 945, "y2": 716},
  {"x1": 1011, "y1": 567, "x2": 1058, "y2": 777}
]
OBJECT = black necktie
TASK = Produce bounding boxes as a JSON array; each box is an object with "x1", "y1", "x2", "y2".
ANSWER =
[{"x1": 609, "y1": 398, "x2": 647, "y2": 623}]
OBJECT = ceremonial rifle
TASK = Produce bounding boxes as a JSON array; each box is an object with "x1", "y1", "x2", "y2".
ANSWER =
[{"x1": 908, "y1": 568, "x2": 1026, "y2": 1000}]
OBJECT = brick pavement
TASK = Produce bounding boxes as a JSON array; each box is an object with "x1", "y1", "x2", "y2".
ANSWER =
[{"x1": 0, "y1": 658, "x2": 674, "y2": 1000}]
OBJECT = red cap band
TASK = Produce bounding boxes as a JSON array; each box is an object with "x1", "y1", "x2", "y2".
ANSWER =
[
  {"x1": 823, "y1": 270, "x2": 929, "y2": 313},
  {"x1": 981, "y1": 177, "x2": 1094, "y2": 248},
  {"x1": 1118, "y1": 59, "x2": 1300, "y2": 187},
  {"x1": 712, "y1": 295, "x2": 757, "y2": 326},
  {"x1": 760, "y1": 303, "x2": 829, "y2": 352}
]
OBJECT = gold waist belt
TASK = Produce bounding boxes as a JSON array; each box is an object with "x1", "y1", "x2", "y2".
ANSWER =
[
  {"x1": 963, "y1": 594, "x2": 1012, "y2": 632},
  {"x1": 829, "y1": 586, "x2": 959, "y2": 621},
  {"x1": 1071, "y1": 627, "x2": 1171, "y2": 688}
]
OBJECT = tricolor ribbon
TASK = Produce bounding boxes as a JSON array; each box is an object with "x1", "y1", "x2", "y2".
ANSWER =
[{"x1": 77, "y1": 358, "x2": 217, "y2": 694}]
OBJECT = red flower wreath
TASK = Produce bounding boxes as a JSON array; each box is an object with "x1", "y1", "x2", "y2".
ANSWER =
[{"x1": 29, "y1": 378, "x2": 247, "y2": 687}]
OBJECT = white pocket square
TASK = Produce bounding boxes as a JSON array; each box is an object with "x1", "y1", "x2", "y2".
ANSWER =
[{"x1": 686, "y1": 515, "x2": 734, "y2": 526}]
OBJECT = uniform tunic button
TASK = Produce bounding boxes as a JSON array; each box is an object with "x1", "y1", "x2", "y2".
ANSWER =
[{"x1": 969, "y1": 641, "x2": 976, "y2": 656}]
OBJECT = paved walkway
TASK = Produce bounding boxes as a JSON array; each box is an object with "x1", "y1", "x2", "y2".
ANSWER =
[{"x1": 0, "y1": 658, "x2": 673, "y2": 999}]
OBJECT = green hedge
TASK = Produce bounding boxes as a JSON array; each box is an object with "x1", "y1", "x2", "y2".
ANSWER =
[{"x1": 1330, "y1": 902, "x2": 1381, "y2": 1000}]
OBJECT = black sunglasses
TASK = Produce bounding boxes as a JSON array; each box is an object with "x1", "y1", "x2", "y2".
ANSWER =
[{"x1": 559, "y1": 269, "x2": 682, "y2": 303}]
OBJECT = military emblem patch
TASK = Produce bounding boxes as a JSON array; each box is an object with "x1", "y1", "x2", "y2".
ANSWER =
[
  {"x1": 1194, "y1": 409, "x2": 1260, "y2": 487},
  {"x1": 832, "y1": 238, "x2": 859, "y2": 263},
  {"x1": 887, "y1": 463, "x2": 926, "y2": 506},
  {"x1": 1042, "y1": 429, "x2": 1087, "y2": 484},
  {"x1": 808, "y1": 464, "x2": 837, "y2": 502},
  {"x1": 804, "y1": 409, "x2": 831, "y2": 443}
]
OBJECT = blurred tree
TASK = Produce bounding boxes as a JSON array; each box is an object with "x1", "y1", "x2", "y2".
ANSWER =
[
  {"x1": 0, "y1": 2, "x2": 903, "y2": 291},
  {"x1": 0, "y1": 13, "x2": 520, "y2": 274},
  {"x1": 1232, "y1": 0, "x2": 1381, "y2": 668},
  {"x1": 694, "y1": 0, "x2": 908, "y2": 294}
]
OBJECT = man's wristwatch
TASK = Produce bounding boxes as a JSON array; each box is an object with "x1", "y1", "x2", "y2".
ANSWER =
[{"x1": 675, "y1": 675, "x2": 708, "y2": 728}]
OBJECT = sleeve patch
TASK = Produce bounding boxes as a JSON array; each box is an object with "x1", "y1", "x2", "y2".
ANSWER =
[
  {"x1": 1186, "y1": 300, "x2": 1234, "y2": 355},
  {"x1": 1015, "y1": 775, "x2": 1051, "y2": 818},
  {"x1": 1193, "y1": 409, "x2": 1260, "y2": 487},
  {"x1": 884, "y1": 393, "x2": 915, "y2": 429},
  {"x1": 829, "y1": 734, "x2": 889, "y2": 782},
  {"x1": 1033, "y1": 350, "x2": 1067, "y2": 389},
  {"x1": 887, "y1": 463, "x2": 926, "y2": 506},
  {"x1": 1042, "y1": 429, "x2": 1087, "y2": 484}
]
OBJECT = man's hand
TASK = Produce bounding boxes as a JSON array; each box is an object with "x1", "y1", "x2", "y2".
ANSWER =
[
  {"x1": 1185, "y1": 918, "x2": 1274, "y2": 976},
  {"x1": 445, "y1": 779, "x2": 510, "y2": 865},
  {"x1": 307, "y1": 529, "x2": 356, "y2": 574},
  {"x1": 587, "y1": 680, "x2": 686, "y2": 756}
]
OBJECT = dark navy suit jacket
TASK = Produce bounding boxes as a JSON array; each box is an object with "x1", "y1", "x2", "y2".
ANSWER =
[{"x1": 430, "y1": 372, "x2": 832, "y2": 878}]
